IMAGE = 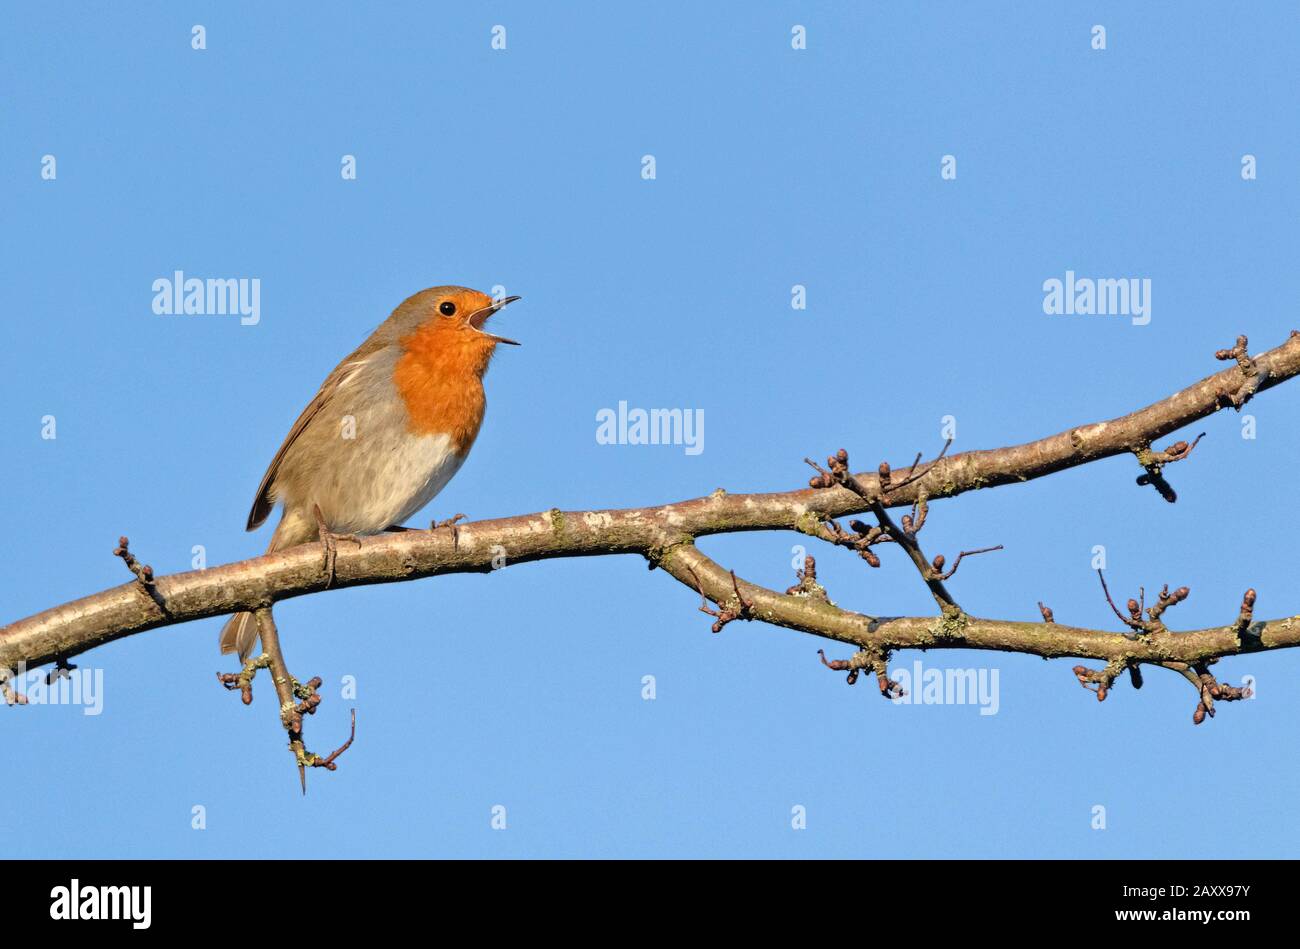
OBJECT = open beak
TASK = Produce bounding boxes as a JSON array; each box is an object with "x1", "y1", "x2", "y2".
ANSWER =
[{"x1": 469, "y1": 295, "x2": 522, "y2": 345}]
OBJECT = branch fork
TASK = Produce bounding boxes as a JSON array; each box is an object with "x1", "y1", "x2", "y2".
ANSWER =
[
  {"x1": 1133, "y1": 432, "x2": 1205, "y2": 503},
  {"x1": 113, "y1": 536, "x2": 169, "y2": 615},
  {"x1": 216, "y1": 654, "x2": 271, "y2": 705},
  {"x1": 1066, "y1": 581, "x2": 1258, "y2": 723},
  {"x1": 818, "y1": 648, "x2": 904, "y2": 699},
  {"x1": 1214, "y1": 334, "x2": 1265, "y2": 409},
  {"x1": 219, "y1": 607, "x2": 358, "y2": 792},
  {"x1": 808, "y1": 447, "x2": 1002, "y2": 614},
  {"x1": 1097, "y1": 570, "x2": 1191, "y2": 637}
]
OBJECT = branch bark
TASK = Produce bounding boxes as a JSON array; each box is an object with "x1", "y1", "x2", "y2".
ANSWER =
[{"x1": 3, "y1": 332, "x2": 1298, "y2": 709}]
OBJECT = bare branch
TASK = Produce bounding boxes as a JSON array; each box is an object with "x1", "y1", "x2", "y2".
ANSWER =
[
  {"x1": 1, "y1": 331, "x2": 1299, "y2": 734},
  {"x1": 931, "y1": 545, "x2": 1004, "y2": 582}
]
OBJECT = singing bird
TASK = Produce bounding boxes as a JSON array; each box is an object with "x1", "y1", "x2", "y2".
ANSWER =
[{"x1": 219, "y1": 286, "x2": 522, "y2": 660}]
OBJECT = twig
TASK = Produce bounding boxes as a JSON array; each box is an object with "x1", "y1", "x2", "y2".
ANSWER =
[
  {"x1": 1233, "y1": 588, "x2": 1257, "y2": 636},
  {"x1": 931, "y1": 545, "x2": 1004, "y2": 581},
  {"x1": 813, "y1": 516, "x2": 891, "y2": 567},
  {"x1": 216, "y1": 654, "x2": 271, "y2": 705},
  {"x1": 1145, "y1": 584, "x2": 1191, "y2": 631},
  {"x1": 817, "y1": 648, "x2": 903, "y2": 698},
  {"x1": 299, "y1": 708, "x2": 357, "y2": 771},
  {"x1": 1190, "y1": 662, "x2": 1252, "y2": 725},
  {"x1": 880, "y1": 439, "x2": 953, "y2": 497},
  {"x1": 250, "y1": 608, "x2": 353, "y2": 793},
  {"x1": 686, "y1": 565, "x2": 753, "y2": 633},
  {"x1": 1072, "y1": 658, "x2": 1127, "y2": 702},
  {"x1": 112, "y1": 536, "x2": 169, "y2": 614},
  {"x1": 1134, "y1": 433, "x2": 1207, "y2": 503},
  {"x1": 785, "y1": 555, "x2": 830, "y2": 602},
  {"x1": 0, "y1": 668, "x2": 28, "y2": 706},
  {"x1": 1097, "y1": 571, "x2": 1190, "y2": 636},
  {"x1": 1214, "y1": 334, "x2": 1264, "y2": 408},
  {"x1": 1097, "y1": 569, "x2": 1147, "y2": 636}
]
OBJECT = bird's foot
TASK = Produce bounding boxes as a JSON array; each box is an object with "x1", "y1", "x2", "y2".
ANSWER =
[
  {"x1": 430, "y1": 512, "x2": 467, "y2": 550},
  {"x1": 313, "y1": 504, "x2": 361, "y2": 588}
]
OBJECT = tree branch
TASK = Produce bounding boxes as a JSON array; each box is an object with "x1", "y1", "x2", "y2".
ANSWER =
[{"x1": 2, "y1": 332, "x2": 1298, "y2": 721}]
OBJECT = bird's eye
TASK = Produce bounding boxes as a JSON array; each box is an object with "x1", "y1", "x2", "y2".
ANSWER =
[{"x1": 439, "y1": 301, "x2": 457, "y2": 316}]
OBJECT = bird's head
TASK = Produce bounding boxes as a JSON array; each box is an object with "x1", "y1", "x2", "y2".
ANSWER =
[{"x1": 392, "y1": 286, "x2": 523, "y2": 378}]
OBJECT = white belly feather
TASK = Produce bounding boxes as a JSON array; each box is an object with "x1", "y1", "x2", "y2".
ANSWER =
[
  {"x1": 317, "y1": 430, "x2": 465, "y2": 534},
  {"x1": 367, "y1": 431, "x2": 463, "y2": 529}
]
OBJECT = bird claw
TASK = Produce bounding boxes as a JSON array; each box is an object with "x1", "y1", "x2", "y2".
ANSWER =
[
  {"x1": 430, "y1": 513, "x2": 467, "y2": 550},
  {"x1": 312, "y1": 505, "x2": 360, "y2": 588}
]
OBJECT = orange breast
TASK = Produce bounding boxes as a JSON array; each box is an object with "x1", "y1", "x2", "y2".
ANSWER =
[{"x1": 392, "y1": 319, "x2": 493, "y2": 456}]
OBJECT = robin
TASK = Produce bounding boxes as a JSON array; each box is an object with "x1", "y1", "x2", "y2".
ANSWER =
[{"x1": 219, "y1": 285, "x2": 522, "y2": 660}]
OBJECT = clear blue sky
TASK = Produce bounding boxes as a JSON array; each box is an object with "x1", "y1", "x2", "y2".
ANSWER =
[{"x1": 3, "y1": 3, "x2": 1298, "y2": 858}]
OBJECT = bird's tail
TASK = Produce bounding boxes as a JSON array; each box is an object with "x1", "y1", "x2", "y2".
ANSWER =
[
  {"x1": 218, "y1": 508, "x2": 315, "y2": 661},
  {"x1": 218, "y1": 610, "x2": 261, "y2": 663}
]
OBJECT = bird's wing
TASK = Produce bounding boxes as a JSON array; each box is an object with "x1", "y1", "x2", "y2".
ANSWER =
[{"x1": 245, "y1": 334, "x2": 389, "y2": 531}]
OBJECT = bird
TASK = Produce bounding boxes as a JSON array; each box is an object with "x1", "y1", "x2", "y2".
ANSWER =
[{"x1": 219, "y1": 285, "x2": 522, "y2": 661}]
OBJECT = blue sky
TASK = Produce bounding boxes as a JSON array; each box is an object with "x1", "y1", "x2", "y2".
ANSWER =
[{"x1": 2, "y1": 3, "x2": 1298, "y2": 858}]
